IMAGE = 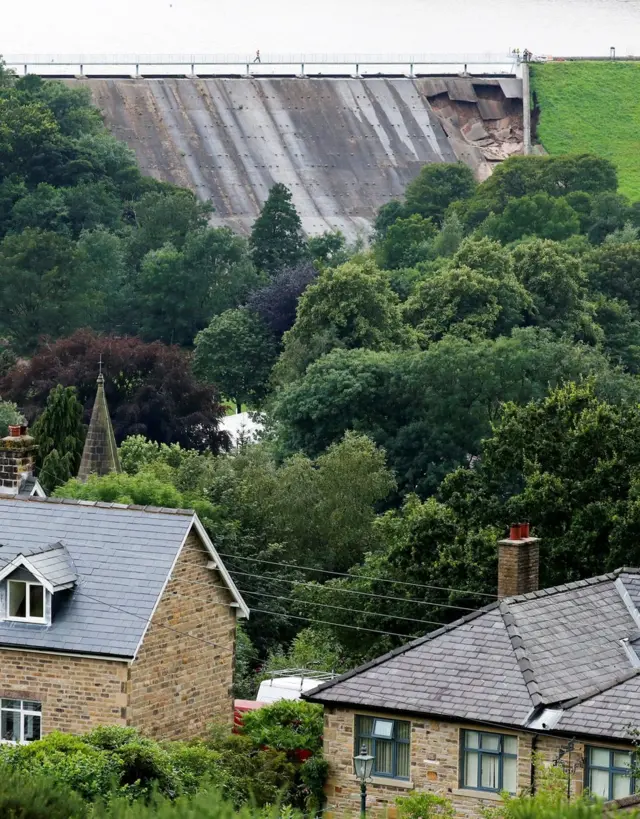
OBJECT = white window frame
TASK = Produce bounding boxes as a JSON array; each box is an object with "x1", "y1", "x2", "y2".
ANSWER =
[
  {"x1": 6, "y1": 579, "x2": 46, "y2": 623},
  {"x1": 0, "y1": 698, "x2": 42, "y2": 744}
]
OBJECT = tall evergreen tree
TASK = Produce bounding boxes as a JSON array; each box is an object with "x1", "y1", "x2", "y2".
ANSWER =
[
  {"x1": 31, "y1": 385, "x2": 85, "y2": 493},
  {"x1": 250, "y1": 183, "x2": 307, "y2": 275}
]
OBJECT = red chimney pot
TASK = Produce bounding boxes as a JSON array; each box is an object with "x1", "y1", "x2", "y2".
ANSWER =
[
  {"x1": 8, "y1": 425, "x2": 21, "y2": 438},
  {"x1": 509, "y1": 523, "x2": 521, "y2": 540},
  {"x1": 520, "y1": 522, "x2": 530, "y2": 538}
]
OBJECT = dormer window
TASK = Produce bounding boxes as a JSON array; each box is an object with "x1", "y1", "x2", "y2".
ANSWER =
[
  {"x1": 0, "y1": 543, "x2": 77, "y2": 627},
  {"x1": 8, "y1": 580, "x2": 45, "y2": 622}
]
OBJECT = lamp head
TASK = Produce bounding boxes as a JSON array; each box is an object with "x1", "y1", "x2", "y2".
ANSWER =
[{"x1": 354, "y1": 744, "x2": 375, "y2": 782}]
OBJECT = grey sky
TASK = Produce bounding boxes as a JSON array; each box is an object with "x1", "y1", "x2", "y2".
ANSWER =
[{"x1": 3, "y1": 0, "x2": 640, "y2": 58}]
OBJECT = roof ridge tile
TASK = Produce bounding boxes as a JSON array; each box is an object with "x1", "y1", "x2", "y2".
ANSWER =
[
  {"x1": 499, "y1": 601, "x2": 542, "y2": 707},
  {"x1": 559, "y1": 667, "x2": 640, "y2": 710},
  {"x1": 0, "y1": 495, "x2": 195, "y2": 516},
  {"x1": 504, "y1": 571, "x2": 620, "y2": 604}
]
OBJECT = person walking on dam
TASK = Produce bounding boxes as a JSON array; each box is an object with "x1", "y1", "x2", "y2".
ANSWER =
[{"x1": 253, "y1": 49, "x2": 261, "y2": 63}]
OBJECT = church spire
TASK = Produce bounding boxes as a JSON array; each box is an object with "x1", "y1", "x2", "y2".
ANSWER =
[{"x1": 78, "y1": 372, "x2": 121, "y2": 481}]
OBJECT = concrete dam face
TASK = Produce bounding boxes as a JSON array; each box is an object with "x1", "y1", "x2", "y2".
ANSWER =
[{"x1": 78, "y1": 76, "x2": 524, "y2": 239}]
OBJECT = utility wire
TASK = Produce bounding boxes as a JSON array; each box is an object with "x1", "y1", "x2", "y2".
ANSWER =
[
  {"x1": 249, "y1": 607, "x2": 421, "y2": 639},
  {"x1": 218, "y1": 567, "x2": 480, "y2": 612},
  {"x1": 226, "y1": 585, "x2": 444, "y2": 627},
  {"x1": 158, "y1": 581, "x2": 438, "y2": 633},
  {"x1": 213, "y1": 551, "x2": 499, "y2": 598}
]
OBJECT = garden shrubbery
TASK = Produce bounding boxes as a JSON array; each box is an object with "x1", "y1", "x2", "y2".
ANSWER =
[{"x1": 0, "y1": 702, "x2": 327, "y2": 814}]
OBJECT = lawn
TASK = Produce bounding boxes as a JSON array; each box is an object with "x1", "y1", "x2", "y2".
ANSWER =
[{"x1": 530, "y1": 61, "x2": 640, "y2": 200}]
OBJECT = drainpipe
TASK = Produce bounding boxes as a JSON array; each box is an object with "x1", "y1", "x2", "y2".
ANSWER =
[
  {"x1": 530, "y1": 733, "x2": 538, "y2": 795},
  {"x1": 522, "y1": 61, "x2": 532, "y2": 155}
]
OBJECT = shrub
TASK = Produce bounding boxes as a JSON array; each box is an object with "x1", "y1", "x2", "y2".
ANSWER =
[
  {"x1": 240, "y1": 700, "x2": 324, "y2": 755},
  {"x1": 396, "y1": 792, "x2": 455, "y2": 819},
  {"x1": 0, "y1": 767, "x2": 87, "y2": 819}
]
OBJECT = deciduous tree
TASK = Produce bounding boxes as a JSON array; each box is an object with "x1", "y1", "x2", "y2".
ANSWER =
[
  {"x1": 194, "y1": 309, "x2": 278, "y2": 412},
  {"x1": 1, "y1": 329, "x2": 228, "y2": 451}
]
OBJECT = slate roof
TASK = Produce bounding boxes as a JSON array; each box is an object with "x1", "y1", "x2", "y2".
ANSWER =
[
  {"x1": 14, "y1": 543, "x2": 78, "y2": 590},
  {"x1": 305, "y1": 569, "x2": 640, "y2": 740},
  {"x1": 0, "y1": 496, "x2": 247, "y2": 658}
]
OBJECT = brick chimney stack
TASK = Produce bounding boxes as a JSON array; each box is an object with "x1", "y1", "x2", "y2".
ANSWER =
[
  {"x1": 498, "y1": 523, "x2": 540, "y2": 598},
  {"x1": 0, "y1": 425, "x2": 37, "y2": 495}
]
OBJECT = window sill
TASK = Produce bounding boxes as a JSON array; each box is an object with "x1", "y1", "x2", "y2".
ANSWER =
[
  {"x1": 348, "y1": 774, "x2": 413, "y2": 789},
  {"x1": 452, "y1": 789, "x2": 506, "y2": 801}
]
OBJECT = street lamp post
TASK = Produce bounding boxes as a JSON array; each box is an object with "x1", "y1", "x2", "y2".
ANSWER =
[{"x1": 353, "y1": 744, "x2": 375, "y2": 819}]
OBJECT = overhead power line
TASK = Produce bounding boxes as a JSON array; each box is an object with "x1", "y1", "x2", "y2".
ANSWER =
[
  {"x1": 249, "y1": 607, "x2": 421, "y2": 639},
  {"x1": 214, "y1": 550, "x2": 498, "y2": 598},
  {"x1": 221, "y1": 567, "x2": 480, "y2": 612}
]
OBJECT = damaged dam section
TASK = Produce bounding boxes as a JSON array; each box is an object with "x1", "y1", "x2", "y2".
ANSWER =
[{"x1": 77, "y1": 76, "x2": 524, "y2": 238}]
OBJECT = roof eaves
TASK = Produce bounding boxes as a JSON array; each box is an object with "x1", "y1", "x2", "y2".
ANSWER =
[
  {"x1": 503, "y1": 571, "x2": 619, "y2": 605},
  {"x1": 499, "y1": 601, "x2": 541, "y2": 709},
  {"x1": 304, "y1": 600, "x2": 501, "y2": 701},
  {"x1": 191, "y1": 516, "x2": 250, "y2": 619}
]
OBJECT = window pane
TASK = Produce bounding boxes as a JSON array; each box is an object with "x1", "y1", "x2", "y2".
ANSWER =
[
  {"x1": 613, "y1": 774, "x2": 632, "y2": 799},
  {"x1": 23, "y1": 714, "x2": 41, "y2": 743},
  {"x1": 22, "y1": 701, "x2": 41, "y2": 713},
  {"x1": 465, "y1": 731, "x2": 479, "y2": 749},
  {"x1": 396, "y1": 721, "x2": 410, "y2": 742},
  {"x1": 1, "y1": 699, "x2": 20, "y2": 709},
  {"x1": 1, "y1": 710, "x2": 19, "y2": 742},
  {"x1": 29, "y1": 585, "x2": 44, "y2": 618},
  {"x1": 357, "y1": 716, "x2": 374, "y2": 737},
  {"x1": 397, "y1": 741, "x2": 410, "y2": 778},
  {"x1": 503, "y1": 755, "x2": 517, "y2": 794},
  {"x1": 614, "y1": 752, "x2": 631, "y2": 770},
  {"x1": 503, "y1": 736, "x2": 517, "y2": 755},
  {"x1": 9, "y1": 582, "x2": 27, "y2": 618},
  {"x1": 590, "y1": 768, "x2": 610, "y2": 798},
  {"x1": 481, "y1": 754, "x2": 500, "y2": 790},
  {"x1": 375, "y1": 739, "x2": 393, "y2": 774},
  {"x1": 482, "y1": 733, "x2": 500, "y2": 752},
  {"x1": 464, "y1": 751, "x2": 479, "y2": 788},
  {"x1": 590, "y1": 748, "x2": 611, "y2": 767},
  {"x1": 373, "y1": 719, "x2": 394, "y2": 739}
]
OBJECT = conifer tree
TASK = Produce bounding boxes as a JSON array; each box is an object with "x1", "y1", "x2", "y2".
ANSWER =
[
  {"x1": 31, "y1": 385, "x2": 85, "y2": 493},
  {"x1": 250, "y1": 183, "x2": 307, "y2": 275}
]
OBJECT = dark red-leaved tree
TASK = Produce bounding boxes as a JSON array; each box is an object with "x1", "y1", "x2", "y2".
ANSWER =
[{"x1": 1, "y1": 329, "x2": 229, "y2": 452}]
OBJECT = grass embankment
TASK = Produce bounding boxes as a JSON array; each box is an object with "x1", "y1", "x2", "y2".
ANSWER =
[{"x1": 530, "y1": 61, "x2": 640, "y2": 200}]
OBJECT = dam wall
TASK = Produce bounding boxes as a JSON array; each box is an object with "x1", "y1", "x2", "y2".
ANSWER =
[{"x1": 74, "y1": 77, "x2": 524, "y2": 238}]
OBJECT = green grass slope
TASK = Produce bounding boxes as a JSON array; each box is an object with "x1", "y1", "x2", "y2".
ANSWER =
[{"x1": 531, "y1": 61, "x2": 640, "y2": 200}]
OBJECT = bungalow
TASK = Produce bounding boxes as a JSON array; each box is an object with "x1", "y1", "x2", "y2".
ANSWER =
[{"x1": 305, "y1": 526, "x2": 640, "y2": 816}]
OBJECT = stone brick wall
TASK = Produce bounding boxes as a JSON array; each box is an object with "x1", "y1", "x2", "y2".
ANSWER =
[
  {"x1": 127, "y1": 529, "x2": 237, "y2": 740},
  {"x1": 0, "y1": 649, "x2": 128, "y2": 734},
  {"x1": 0, "y1": 434, "x2": 36, "y2": 495},
  {"x1": 497, "y1": 539, "x2": 540, "y2": 598},
  {"x1": 323, "y1": 707, "x2": 534, "y2": 818},
  {"x1": 323, "y1": 707, "x2": 637, "y2": 817}
]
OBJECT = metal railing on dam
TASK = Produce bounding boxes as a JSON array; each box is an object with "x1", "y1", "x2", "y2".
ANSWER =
[{"x1": 2, "y1": 53, "x2": 521, "y2": 78}]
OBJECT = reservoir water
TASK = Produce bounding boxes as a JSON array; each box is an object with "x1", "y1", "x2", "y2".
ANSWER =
[{"x1": 6, "y1": 0, "x2": 640, "y2": 59}]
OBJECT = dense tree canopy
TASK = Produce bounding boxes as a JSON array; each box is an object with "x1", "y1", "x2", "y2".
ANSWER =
[
  {"x1": 10, "y1": 66, "x2": 640, "y2": 679},
  {"x1": 1, "y1": 330, "x2": 228, "y2": 451}
]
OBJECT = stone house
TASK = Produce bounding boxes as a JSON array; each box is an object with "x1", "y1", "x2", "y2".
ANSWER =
[
  {"x1": 305, "y1": 526, "x2": 640, "y2": 816},
  {"x1": 0, "y1": 488, "x2": 249, "y2": 742}
]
